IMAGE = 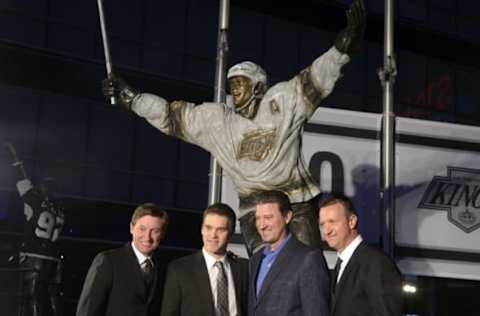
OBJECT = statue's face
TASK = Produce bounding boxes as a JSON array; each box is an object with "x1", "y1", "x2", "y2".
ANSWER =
[{"x1": 229, "y1": 76, "x2": 254, "y2": 109}]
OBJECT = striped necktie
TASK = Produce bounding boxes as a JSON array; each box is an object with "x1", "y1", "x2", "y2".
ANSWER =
[{"x1": 214, "y1": 261, "x2": 229, "y2": 316}]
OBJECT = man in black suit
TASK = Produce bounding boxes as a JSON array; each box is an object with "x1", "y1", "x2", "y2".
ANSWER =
[
  {"x1": 76, "y1": 203, "x2": 169, "y2": 316},
  {"x1": 161, "y1": 203, "x2": 249, "y2": 316},
  {"x1": 249, "y1": 190, "x2": 330, "y2": 316},
  {"x1": 318, "y1": 193, "x2": 403, "y2": 316}
]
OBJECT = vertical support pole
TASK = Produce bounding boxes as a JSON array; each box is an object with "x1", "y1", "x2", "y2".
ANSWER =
[
  {"x1": 208, "y1": 0, "x2": 230, "y2": 204},
  {"x1": 379, "y1": 0, "x2": 397, "y2": 257}
]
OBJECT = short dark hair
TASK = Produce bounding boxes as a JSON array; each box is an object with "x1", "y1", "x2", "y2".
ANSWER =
[
  {"x1": 203, "y1": 203, "x2": 237, "y2": 233},
  {"x1": 131, "y1": 202, "x2": 169, "y2": 232},
  {"x1": 254, "y1": 190, "x2": 292, "y2": 216},
  {"x1": 318, "y1": 193, "x2": 358, "y2": 218}
]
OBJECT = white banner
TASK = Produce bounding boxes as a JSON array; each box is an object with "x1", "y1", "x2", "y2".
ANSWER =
[
  {"x1": 395, "y1": 117, "x2": 480, "y2": 280},
  {"x1": 396, "y1": 118, "x2": 480, "y2": 252}
]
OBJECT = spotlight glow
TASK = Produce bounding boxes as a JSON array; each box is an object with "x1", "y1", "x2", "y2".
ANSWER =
[{"x1": 403, "y1": 283, "x2": 417, "y2": 294}]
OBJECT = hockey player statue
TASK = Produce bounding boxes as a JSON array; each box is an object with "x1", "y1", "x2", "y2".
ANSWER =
[
  {"x1": 103, "y1": 0, "x2": 366, "y2": 254},
  {"x1": 5, "y1": 143, "x2": 64, "y2": 316}
]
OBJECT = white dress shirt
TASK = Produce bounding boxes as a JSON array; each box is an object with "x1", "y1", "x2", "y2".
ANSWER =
[
  {"x1": 202, "y1": 248, "x2": 238, "y2": 316},
  {"x1": 131, "y1": 242, "x2": 154, "y2": 269},
  {"x1": 336, "y1": 235, "x2": 363, "y2": 283}
]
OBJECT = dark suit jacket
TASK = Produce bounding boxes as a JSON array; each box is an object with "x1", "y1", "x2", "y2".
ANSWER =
[
  {"x1": 332, "y1": 241, "x2": 403, "y2": 316},
  {"x1": 161, "y1": 250, "x2": 249, "y2": 316},
  {"x1": 248, "y1": 236, "x2": 330, "y2": 316},
  {"x1": 76, "y1": 243, "x2": 165, "y2": 316}
]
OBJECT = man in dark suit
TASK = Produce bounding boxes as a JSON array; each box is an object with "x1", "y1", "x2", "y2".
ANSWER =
[
  {"x1": 76, "y1": 203, "x2": 169, "y2": 316},
  {"x1": 318, "y1": 193, "x2": 403, "y2": 316},
  {"x1": 249, "y1": 190, "x2": 330, "y2": 316},
  {"x1": 161, "y1": 203, "x2": 249, "y2": 316}
]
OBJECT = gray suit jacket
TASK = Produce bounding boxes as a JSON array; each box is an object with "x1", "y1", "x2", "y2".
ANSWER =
[{"x1": 248, "y1": 236, "x2": 330, "y2": 316}]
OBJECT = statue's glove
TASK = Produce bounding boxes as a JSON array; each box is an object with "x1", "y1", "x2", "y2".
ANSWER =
[
  {"x1": 334, "y1": 0, "x2": 366, "y2": 55},
  {"x1": 102, "y1": 73, "x2": 139, "y2": 111}
]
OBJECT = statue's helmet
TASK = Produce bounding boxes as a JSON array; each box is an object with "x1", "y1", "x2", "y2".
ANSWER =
[{"x1": 227, "y1": 61, "x2": 267, "y2": 95}]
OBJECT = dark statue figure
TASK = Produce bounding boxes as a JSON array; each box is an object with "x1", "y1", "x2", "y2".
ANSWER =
[{"x1": 5, "y1": 143, "x2": 64, "y2": 316}]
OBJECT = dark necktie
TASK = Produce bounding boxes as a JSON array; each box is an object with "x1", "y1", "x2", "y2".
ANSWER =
[
  {"x1": 142, "y1": 258, "x2": 154, "y2": 290},
  {"x1": 214, "y1": 261, "x2": 229, "y2": 316},
  {"x1": 332, "y1": 257, "x2": 343, "y2": 294}
]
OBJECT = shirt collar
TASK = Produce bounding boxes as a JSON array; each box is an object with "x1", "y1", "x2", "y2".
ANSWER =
[
  {"x1": 263, "y1": 232, "x2": 292, "y2": 256},
  {"x1": 202, "y1": 248, "x2": 228, "y2": 271},
  {"x1": 338, "y1": 234, "x2": 363, "y2": 263},
  {"x1": 131, "y1": 242, "x2": 151, "y2": 265}
]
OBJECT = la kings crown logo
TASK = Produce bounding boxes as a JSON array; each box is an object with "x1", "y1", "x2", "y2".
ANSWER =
[{"x1": 418, "y1": 166, "x2": 480, "y2": 233}]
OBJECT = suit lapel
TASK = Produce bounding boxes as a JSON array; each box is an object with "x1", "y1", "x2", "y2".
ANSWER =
[
  {"x1": 229, "y1": 255, "x2": 242, "y2": 309},
  {"x1": 256, "y1": 237, "x2": 297, "y2": 303},
  {"x1": 332, "y1": 241, "x2": 366, "y2": 312},
  {"x1": 125, "y1": 243, "x2": 148, "y2": 299},
  {"x1": 250, "y1": 249, "x2": 263, "y2": 307},
  {"x1": 192, "y1": 251, "x2": 216, "y2": 314},
  {"x1": 146, "y1": 257, "x2": 159, "y2": 304}
]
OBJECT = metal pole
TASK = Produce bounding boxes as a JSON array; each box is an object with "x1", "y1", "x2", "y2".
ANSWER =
[
  {"x1": 97, "y1": 0, "x2": 115, "y2": 105},
  {"x1": 208, "y1": 0, "x2": 230, "y2": 205},
  {"x1": 378, "y1": 0, "x2": 397, "y2": 258}
]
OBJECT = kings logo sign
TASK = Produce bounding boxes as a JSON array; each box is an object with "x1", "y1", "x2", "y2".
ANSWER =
[{"x1": 418, "y1": 166, "x2": 480, "y2": 233}]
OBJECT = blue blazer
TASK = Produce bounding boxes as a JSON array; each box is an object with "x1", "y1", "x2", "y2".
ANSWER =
[{"x1": 248, "y1": 236, "x2": 330, "y2": 316}]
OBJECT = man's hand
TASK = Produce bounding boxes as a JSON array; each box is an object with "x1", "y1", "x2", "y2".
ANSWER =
[
  {"x1": 334, "y1": 0, "x2": 366, "y2": 55},
  {"x1": 102, "y1": 73, "x2": 139, "y2": 111}
]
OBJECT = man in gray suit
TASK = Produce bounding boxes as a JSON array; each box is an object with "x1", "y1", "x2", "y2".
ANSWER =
[{"x1": 248, "y1": 190, "x2": 330, "y2": 316}]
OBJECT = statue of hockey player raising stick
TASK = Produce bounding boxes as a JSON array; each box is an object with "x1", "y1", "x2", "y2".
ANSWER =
[{"x1": 103, "y1": 0, "x2": 366, "y2": 254}]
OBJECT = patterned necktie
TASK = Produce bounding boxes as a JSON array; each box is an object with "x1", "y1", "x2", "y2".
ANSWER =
[
  {"x1": 214, "y1": 261, "x2": 229, "y2": 316},
  {"x1": 142, "y1": 258, "x2": 154, "y2": 289}
]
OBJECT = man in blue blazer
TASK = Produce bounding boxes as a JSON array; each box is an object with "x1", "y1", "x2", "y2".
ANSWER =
[{"x1": 248, "y1": 190, "x2": 330, "y2": 316}]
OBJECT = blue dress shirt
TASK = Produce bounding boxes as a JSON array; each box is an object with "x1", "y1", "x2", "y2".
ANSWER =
[{"x1": 255, "y1": 233, "x2": 292, "y2": 296}]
